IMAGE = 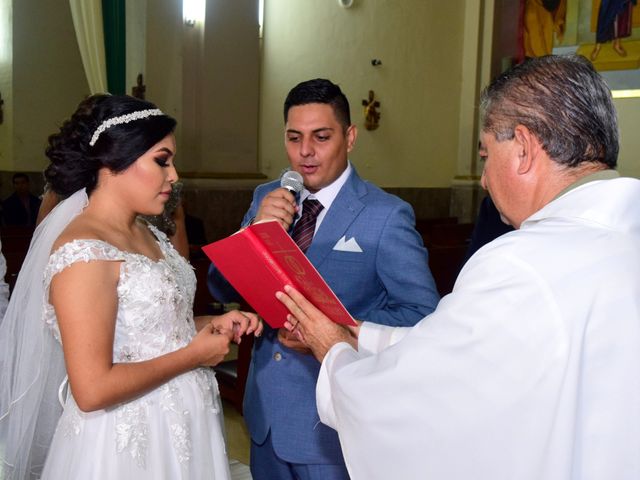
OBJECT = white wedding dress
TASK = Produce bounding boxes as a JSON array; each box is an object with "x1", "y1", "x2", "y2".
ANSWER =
[{"x1": 39, "y1": 226, "x2": 231, "y2": 479}]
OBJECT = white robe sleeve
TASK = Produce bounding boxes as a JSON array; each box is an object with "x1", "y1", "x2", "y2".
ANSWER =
[
  {"x1": 317, "y1": 322, "x2": 415, "y2": 428},
  {"x1": 357, "y1": 321, "x2": 414, "y2": 355},
  {"x1": 312, "y1": 247, "x2": 574, "y2": 479},
  {"x1": 316, "y1": 342, "x2": 359, "y2": 429}
]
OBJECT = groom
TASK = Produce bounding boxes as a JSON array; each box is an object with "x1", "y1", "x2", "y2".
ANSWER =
[{"x1": 208, "y1": 78, "x2": 439, "y2": 479}]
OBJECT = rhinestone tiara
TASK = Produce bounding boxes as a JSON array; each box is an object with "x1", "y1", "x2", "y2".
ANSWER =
[{"x1": 89, "y1": 108, "x2": 164, "y2": 147}]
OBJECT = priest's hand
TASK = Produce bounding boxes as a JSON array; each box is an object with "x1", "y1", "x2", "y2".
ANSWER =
[{"x1": 276, "y1": 285, "x2": 357, "y2": 362}]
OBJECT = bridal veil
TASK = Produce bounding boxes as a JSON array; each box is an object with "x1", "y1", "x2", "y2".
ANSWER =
[{"x1": 0, "y1": 189, "x2": 88, "y2": 479}]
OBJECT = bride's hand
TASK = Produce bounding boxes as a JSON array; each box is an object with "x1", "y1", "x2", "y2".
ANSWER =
[
  {"x1": 188, "y1": 323, "x2": 233, "y2": 367},
  {"x1": 211, "y1": 310, "x2": 261, "y2": 343}
]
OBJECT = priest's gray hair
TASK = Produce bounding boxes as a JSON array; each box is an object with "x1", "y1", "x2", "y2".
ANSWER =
[{"x1": 480, "y1": 54, "x2": 619, "y2": 169}]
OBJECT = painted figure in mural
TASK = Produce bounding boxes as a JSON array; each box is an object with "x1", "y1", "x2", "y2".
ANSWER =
[
  {"x1": 523, "y1": 0, "x2": 567, "y2": 57},
  {"x1": 591, "y1": 0, "x2": 637, "y2": 60}
]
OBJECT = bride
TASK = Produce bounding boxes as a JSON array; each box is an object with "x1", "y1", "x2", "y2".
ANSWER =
[{"x1": 0, "y1": 94, "x2": 261, "y2": 479}]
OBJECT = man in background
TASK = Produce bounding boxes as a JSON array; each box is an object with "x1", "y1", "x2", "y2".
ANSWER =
[
  {"x1": 2, "y1": 173, "x2": 41, "y2": 227},
  {"x1": 208, "y1": 78, "x2": 439, "y2": 479},
  {"x1": 278, "y1": 55, "x2": 640, "y2": 479}
]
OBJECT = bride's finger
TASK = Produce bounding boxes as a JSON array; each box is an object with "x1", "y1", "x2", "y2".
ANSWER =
[
  {"x1": 242, "y1": 311, "x2": 259, "y2": 334},
  {"x1": 254, "y1": 317, "x2": 264, "y2": 337},
  {"x1": 232, "y1": 312, "x2": 250, "y2": 334}
]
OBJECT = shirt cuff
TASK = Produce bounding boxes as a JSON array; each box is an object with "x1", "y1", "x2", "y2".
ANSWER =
[{"x1": 358, "y1": 321, "x2": 411, "y2": 355}]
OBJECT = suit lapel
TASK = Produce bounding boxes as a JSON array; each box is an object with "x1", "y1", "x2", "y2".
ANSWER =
[{"x1": 306, "y1": 169, "x2": 367, "y2": 267}]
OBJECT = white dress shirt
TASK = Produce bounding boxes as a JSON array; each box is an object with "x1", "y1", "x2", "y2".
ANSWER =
[{"x1": 296, "y1": 162, "x2": 353, "y2": 234}]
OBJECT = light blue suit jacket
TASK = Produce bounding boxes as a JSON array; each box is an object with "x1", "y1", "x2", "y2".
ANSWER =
[{"x1": 208, "y1": 168, "x2": 439, "y2": 465}]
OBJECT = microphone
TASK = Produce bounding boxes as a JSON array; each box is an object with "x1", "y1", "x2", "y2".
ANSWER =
[{"x1": 280, "y1": 170, "x2": 303, "y2": 194}]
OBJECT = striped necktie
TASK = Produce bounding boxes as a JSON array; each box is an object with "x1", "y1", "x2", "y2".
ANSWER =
[{"x1": 291, "y1": 198, "x2": 324, "y2": 253}]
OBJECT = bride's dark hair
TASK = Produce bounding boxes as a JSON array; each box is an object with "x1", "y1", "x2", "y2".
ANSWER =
[{"x1": 44, "y1": 94, "x2": 177, "y2": 197}]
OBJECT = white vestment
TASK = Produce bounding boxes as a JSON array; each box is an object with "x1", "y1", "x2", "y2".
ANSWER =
[{"x1": 316, "y1": 177, "x2": 640, "y2": 480}]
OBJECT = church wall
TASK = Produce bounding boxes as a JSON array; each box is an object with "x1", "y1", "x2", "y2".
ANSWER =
[
  {"x1": 10, "y1": 0, "x2": 88, "y2": 174},
  {"x1": 0, "y1": 0, "x2": 12, "y2": 173},
  {"x1": 146, "y1": 0, "x2": 261, "y2": 177},
  {"x1": 2, "y1": 1, "x2": 637, "y2": 224},
  {"x1": 258, "y1": 0, "x2": 467, "y2": 188},
  {"x1": 616, "y1": 97, "x2": 640, "y2": 179}
]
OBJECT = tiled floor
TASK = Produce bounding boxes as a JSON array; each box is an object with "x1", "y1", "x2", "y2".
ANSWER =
[
  {"x1": 223, "y1": 398, "x2": 252, "y2": 479},
  {"x1": 223, "y1": 398, "x2": 250, "y2": 465},
  {"x1": 229, "y1": 458, "x2": 252, "y2": 480},
  {"x1": 220, "y1": 340, "x2": 253, "y2": 478}
]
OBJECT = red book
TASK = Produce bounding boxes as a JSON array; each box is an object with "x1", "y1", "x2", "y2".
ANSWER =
[{"x1": 202, "y1": 220, "x2": 356, "y2": 328}]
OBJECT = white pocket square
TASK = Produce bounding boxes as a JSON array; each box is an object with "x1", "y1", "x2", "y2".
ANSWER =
[{"x1": 333, "y1": 236, "x2": 363, "y2": 253}]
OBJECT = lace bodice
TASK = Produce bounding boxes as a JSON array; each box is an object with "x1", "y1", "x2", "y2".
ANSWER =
[
  {"x1": 40, "y1": 227, "x2": 225, "y2": 471},
  {"x1": 43, "y1": 225, "x2": 197, "y2": 361}
]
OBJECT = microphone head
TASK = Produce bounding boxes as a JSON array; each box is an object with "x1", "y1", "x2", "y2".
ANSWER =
[{"x1": 280, "y1": 170, "x2": 304, "y2": 194}]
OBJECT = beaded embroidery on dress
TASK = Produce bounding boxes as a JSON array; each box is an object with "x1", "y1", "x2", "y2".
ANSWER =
[{"x1": 40, "y1": 226, "x2": 231, "y2": 479}]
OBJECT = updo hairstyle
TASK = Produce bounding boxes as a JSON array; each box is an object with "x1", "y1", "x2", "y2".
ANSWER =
[{"x1": 44, "y1": 94, "x2": 177, "y2": 197}]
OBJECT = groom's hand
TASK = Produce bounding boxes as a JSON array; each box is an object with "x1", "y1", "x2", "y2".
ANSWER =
[{"x1": 277, "y1": 328, "x2": 312, "y2": 355}]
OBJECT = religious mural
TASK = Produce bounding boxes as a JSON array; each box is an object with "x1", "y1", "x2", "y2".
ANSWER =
[{"x1": 519, "y1": 0, "x2": 640, "y2": 71}]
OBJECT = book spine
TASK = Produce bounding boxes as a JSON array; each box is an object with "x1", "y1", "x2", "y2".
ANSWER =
[{"x1": 244, "y1": 227, "x2": 296, "y2": 288}]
